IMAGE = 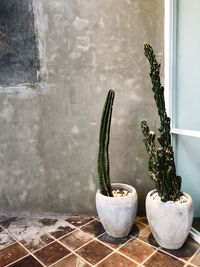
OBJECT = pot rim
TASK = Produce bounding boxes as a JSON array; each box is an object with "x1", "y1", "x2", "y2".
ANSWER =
[
  {"x1": 96, "y1": 183, "x2": 136, "y2": 199},
  {"x1": 147, "y1": 189, "x2": 192, "y2": 204}
]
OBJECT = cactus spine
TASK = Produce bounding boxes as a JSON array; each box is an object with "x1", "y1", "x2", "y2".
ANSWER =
[
  {"x1": 141, "y1": 43, "x2": 181, "y2": 202},
  {"x1": 98, "y1": 89, "x2": 115, "y2": 197}
]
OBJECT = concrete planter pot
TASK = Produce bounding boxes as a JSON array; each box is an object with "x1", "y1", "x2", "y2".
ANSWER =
[
  {"x1": 146, "y1": 189, "x2": 194, "y2": 249},
  {"x1": 95, "y1": 183, "x2": 138, "y2": 238}
]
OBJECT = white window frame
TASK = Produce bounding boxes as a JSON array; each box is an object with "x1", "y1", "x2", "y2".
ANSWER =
[{"x1": 164, "y1": 0, "x2": 200, "y2": 243}]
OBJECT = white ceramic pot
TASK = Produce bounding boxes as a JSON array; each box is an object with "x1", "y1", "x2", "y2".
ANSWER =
[
  {"x1": 146, "y1": 189, "x2": 194, "y2": 249},
  {"x1": 95, "y1": 183, "x2": 138, "y2": 238}
]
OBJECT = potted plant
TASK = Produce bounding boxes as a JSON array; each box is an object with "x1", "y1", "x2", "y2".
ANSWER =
[
  {"x1": 95, "y1": 89, "x2": 138, "y2": 238},
  {"x1": 141, "y1": 43, "x2": 194, "y2": 249}
]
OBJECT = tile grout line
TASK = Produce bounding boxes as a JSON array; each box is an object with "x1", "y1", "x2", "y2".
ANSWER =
[
  {"x1": 121, "y1": 238, "x2": 162, "y2": 265},
  {"x1": 36, "y1": 218, "x2": 99, "y2": 267},
  {"x1": 5, "y1": 254, "x2": 31, "y2": 267},
  {"x1": 76, "y1": 217, "x2": 97, "y2": 228},
  {"x1": 184, "y1": 261, "x2": 200, "y2": 267},
  {"x1": 73, "y1": 251, "x2": 94, "y2": 267},
  {"x1": 157, "y1": 246, "x2": 190, "y2": 264},
  {"x1": 136, "y1": 234, "x2": 195, "y2": 265},
  {"x1": 185, "y1": 246, "x2": 200, "y2": 267},
  {"x1": 94, "y1": 234, "x2": 136, "y2": 251},
  {"x1": 51, "y1": 225, "x2": 138, "y2": 266},
  {"x1": 55, "y1": 234, "x2": 95, "y2": 266},
  {"x1": 92, "y1": 234, "x2": 136, "y2": 267},
  {"x1": 93, "y1": 250, "x2": 117, "y2": 266},
  {"x1": 134, "y1": 219, "x2": 200, "y2": 266},
  {"x1": 184, "y1": 262, "x2": 198, "y2": 267},
  {"x1": 29, "y1": 218, "x2": 99, "y2": 267},
  {"x1": 1, "y1": 226, "x2": 47, "y2": 267},
  {"x1": 2, "y1": 217, "x2": 199, "y2": 267},
  {"x1": 114, "y1": 248, "x2": 146, "y2": 266},
  {"x1": 134, "y1": 236, "x2": 160, "y2": 250},
  {"x1": 140, "y1": 250, "x2": 158, "y2": 265},
  {"x1": 135, "y1": 219, "x2": 148, "y2": 228},
  {"x1": 91, "y1": 234, "x2": 142, "y2": 266},
  {"x1": 48, "y1": 251, "x2": 94, "y2": 267},
  {"x1": 136, "y1": 236, "x2": 161, "y2": 266},
  {"x1": 44, "y1": 219, "x2": 102, "y2": 267},
  {"x1": 59, "y1": 223, "x2": 159, "y2": 266},
  {"x1": 2, "y1": 217, "x2": 97, "y2": 267},
  {"x1": 2, "y1": 216, "x2": 96, "y2": 252},
  {"x1": 0, "y1": 239, "x2": 17, "y2": 252}
]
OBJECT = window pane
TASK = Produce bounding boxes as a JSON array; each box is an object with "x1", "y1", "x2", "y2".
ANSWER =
[
  {"x1": 175, "y1": 0, "x2": 200, "y2": 130},
  {"x1": 176, "y1": 135, "x2": 200, "y2": 217}
]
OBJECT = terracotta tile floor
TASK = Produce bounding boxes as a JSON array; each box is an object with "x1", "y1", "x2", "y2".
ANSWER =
[{"x1": 0, "y1": 215, "x2": 200, "y2": 267}]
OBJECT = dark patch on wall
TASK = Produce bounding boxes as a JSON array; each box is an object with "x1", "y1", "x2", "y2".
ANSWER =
[{"x1": 0, "y1": 0, "x2": 39, "y2": 84}]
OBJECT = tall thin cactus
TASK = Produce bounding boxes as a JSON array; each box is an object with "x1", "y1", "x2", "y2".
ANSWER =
[
  {"x1": 98, "y1": 89, "x2": 115, "y2": 197},
  {"x1": 141, "y1": 43, "x2": 181, "y2": 202}
]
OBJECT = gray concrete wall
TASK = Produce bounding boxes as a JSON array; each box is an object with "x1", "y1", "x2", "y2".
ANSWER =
[{"x1": 0, "y1": 0, "x2": 164, "y2": 216}]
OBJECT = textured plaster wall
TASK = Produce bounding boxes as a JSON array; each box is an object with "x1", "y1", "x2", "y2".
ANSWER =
[{"x1": 0, "y1": 0, "x2": 164, "y2": 216}]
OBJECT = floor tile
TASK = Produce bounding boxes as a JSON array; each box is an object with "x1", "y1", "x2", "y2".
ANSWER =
[
  {"x1": 137, "y1": 222, "x2": 151, "y2": 242},
  {"x1": 34, "y1": 241, "x2": 70, "y2": 266},
  {"x1": 51, "y1": 254, "x2": 91, "y2": 267},
  {"x1": 136, "y1": 222, "x2": 159, "y2": 247},
  {"x1": 96, "y1": 252, "x2": 139, "y2": 266},
  {"x1": 130, "y1": 224, "x2": 140, "y2": 237},
  {"x1": 76, "y1": 240, "x2": 112, "y2": 265},
  {"x1": 0, "y1": 242, "x2": 28, "y2": 267},
  {"x1": 1, "y1": 217, "x2": 75, "y2": 247},
  {"x1": 9, "y1": 255, "x2": 43, "y2": 267},
  {"x1": 119, "y1": 238, "x2": 155, "y2": 263},
  {"x1": 2, "y1": 217, "x2": 56, "y2": 253},
  {"x1": 98, "y1": 232, "x2": 134, "y2": 249},
  {"x1": 0, "y1": 227, "x2": 15, "y2": 250},
  {"x1": 81, "y1": 220, "x2": 105, "y2": 237},
  {"x1": 0, "y1": 215, "x2": 8, "y2": 224},
  {"x1": 0, "y1": 216, "x2": 199, "y2": 267},
  {"x1": 1, "y1": 217, "x2": 47, "y2": 241},
  {"x1": 190, "y1": 249, "x2": 200, "y2": 266},
  {"x1": 147, "y1": 233, "x2": 160, "y2": 247},
  {"x1": 143, "y1": 251, "x2": 185, "y2": 267},
  {"x1": 38, "y1": 218, "x2": 58, "y2": 226},
  {"x1": 50, "y1": 225, "x2": 75, "y2": 239},
  {"x1": 135, "y1": 217, "x2": 148, "y2": 225},
  {"x1": 0, "y1": 217, "x2": 18, "y2": 228},
  {"x1": 162, "y1": 237, "x2": 199, "y2": 261},
  {"x1": 66, "y1": 216, "x2": 94, "y2": 227},
  {"x1": 60, "y1": 229, "x2": 92, "y2": 250},
  {"x1": 20, "y1": 233, "x2": 54, "y2": 252}
]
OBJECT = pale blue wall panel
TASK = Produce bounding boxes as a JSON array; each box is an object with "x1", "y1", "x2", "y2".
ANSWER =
[
  {"x1": 176, "y1": 135, "x2": 200, "y2": 217},
  {"x1": 176, "y1": 0, "x2": 200, "y2": 130}
]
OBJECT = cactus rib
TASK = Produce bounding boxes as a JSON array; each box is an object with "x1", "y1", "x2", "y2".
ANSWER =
[{"x1": 98, "y1": 89, "x2": 115, "y2": 196}]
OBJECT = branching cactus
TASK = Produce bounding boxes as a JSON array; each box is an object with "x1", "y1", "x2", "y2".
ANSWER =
[
  {"x1": 98, "y1": 89, "x2": 115, "y2": 197},
  {"x1": 141, "y1": 43, "x2": 181, "y2": 202}
]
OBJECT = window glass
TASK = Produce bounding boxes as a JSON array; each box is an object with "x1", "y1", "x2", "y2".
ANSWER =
[
  {"x1": 176, "y1": 135, "x2": 200, "y2": 217},
  {"x1": 175, "y1": 0, "x2": 200, "y2": 131}
]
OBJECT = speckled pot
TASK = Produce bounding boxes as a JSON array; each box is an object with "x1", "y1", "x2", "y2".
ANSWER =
[
  {"x1": 146, "y1": 189, "x2": 194, "y2": 249},
  {"x1": 96, "y1": 183, "x2": 138, "y2": 238}
]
